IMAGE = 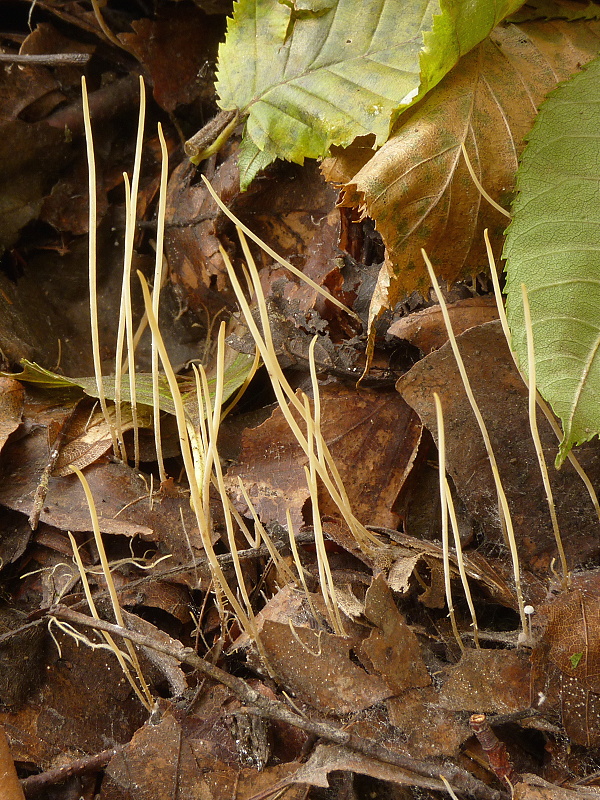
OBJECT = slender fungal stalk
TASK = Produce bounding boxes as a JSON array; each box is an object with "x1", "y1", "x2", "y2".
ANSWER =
[
  {"x1": 286, "y1": 507, "x2": 319, "y2": 621},
  {"x1": 303, "y1": 395, "x2": 345, "y2": 636},
  {"x1": 461, "y1": 143, "x2": 511, "y2": 219},
  {"x1": 434, "y1": 393, "x2": 464, "y2": 653},
  {"x1": 123, "y1": 76, "x2": 146, "y2": 468},
  {"x1": 151, "y1": 123, "x2": 169, "y2": 482},
  {"x1": 82, "y1": 77, "x2": 118, "y2": 455},
  {"x1": 137, "y1": 272, "x2": 255, "y2": 637},
  {"x1": 67, "y1": 533, "x2": 151, "y2": 709},
  {"x1": 422, "y1": 249, "x2": 527, "y2": 635},
  {"x1": 521, "y1": 283, "x2": 569, "y2": 587},
  {"x1": 227, "y1": 234, "x2": 378, "y2": 553},
  {"x1": 445, "y1": 482, "x2": 480, "y2": 647},
  {"x1": 70, "y1": 467, "x2": 153, "y2": 707}
]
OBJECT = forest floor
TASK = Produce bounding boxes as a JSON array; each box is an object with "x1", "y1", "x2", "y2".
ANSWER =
[{"x1": 1, "y1": 2, "x2": 600, "y2": 800}]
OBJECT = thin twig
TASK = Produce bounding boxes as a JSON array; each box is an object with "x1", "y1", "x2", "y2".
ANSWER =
[
  {"x1": 50, "y1": 606, "x2": 509, "y2": 800},
  {"x1": 20, "y1": 746, "x2": 122, "y2": 797},
  {"x1": 0, "y1": 53, "x2": 90, "y2": 65}
]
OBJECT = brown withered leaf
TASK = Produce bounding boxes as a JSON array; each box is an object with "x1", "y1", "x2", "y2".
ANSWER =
[
  {"x1": 359, "y1": 574, "x2": 430, "y2": 694},
  {"x1": 331, "y1": 19, "x2": 600, "y2": 315},
  {"x1": 0, "y1": 378, "x2": 24, "y2": 453},
  {"x1": 52, "y1": 401, "x2": 153, "y2": 477},
  {"x1": 225, "y1": 384, "x2": 421, "y2": 530},
  {"x1": 120, "y1": 5, "x2": 221, "y2": 112},
  {"x1": 514, "y1": 775, "x2": 600, "y2": 799},
  {"x1": 0, "y1": 631, "x2": 146, "y2": 766},
  {"x1": 103, "y1": 709, "x2": 239, "y2": 800},
  {"x1": 440, "y1": 649, "x2": 531, "y2": 714},
  {"x1": 397, "y1": 321, "x2": 600, "y2": 577},
  {"x1": 387, "y1": 686, "x2": 470, "y2": 759},
  {"x1": 541, "y1": 571, "x2": 600, "y2": 694},
  {"x1": 388, "y1": 296, "x2": 498, "y2": 354},
  {"x1": 0, "y1": 423, "x2": 205, "y2": 564},
  {"x1": 166, "y1": 152, "x2": 341, "y2": 322},
  {"x1": 260, "y1": 620, "x2": 391, "y2": 714},
  {"x1": 532, "y1": 570, "x2": 600, "y2": 746}
]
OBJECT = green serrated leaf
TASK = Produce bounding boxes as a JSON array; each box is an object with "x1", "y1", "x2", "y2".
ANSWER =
[
  {"x1": 504, "y1": 55, "x2": 600, "y2": 467},
  {"x1": 237, "y1": 134, "x2": 278, "y2": 190},
  {"x1": 217, "y1": 0, "x2": 523, "y2": 188}
]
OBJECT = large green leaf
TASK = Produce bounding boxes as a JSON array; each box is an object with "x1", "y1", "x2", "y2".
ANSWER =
[
  {"x1": 503, "y1": 55, "x2": 600, "y2": 466},
  {"x1": 216, "y1": 0, "x2": 524, "y2": 188}
]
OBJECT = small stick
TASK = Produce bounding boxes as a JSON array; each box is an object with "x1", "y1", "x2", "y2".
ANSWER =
[
  {"x1": 184, "y1": 109, "x2": 238, "y2": 160},
  {"x1": 29, "y1": 406, "x2": 78, "y2": 530},
  {"x1": 20, "y1": 746, "x2": 122, "y2": 797},
  {"x1": 0, "y1": 53, "x2": 90, "y2": 65},
  {"x1": 470, "y1": 714, "x2": 521, "y2": 789}
]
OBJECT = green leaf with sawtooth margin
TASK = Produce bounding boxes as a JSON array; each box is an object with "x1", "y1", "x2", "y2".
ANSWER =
[
  {"x1": 216, "y1": 0, "x2": 524, "y2": 189},
  {"x1": 503, "y1": 55, "x2": 600, "y2": 467}
]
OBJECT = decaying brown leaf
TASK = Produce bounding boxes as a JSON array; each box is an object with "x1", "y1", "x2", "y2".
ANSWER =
[
  {"x1": 514, "y1": 775, "x2": 600, "y2": 799},
  {"x1": 119, "y1": 5, "x2": 221, "y2": 112},
  {"x1": 397, "y1": 321, "x2": 600, "y2": 577},
  {"x1": 260, "y1": 618, "x2": 392, "y2": 714},
  {"x1": 284, "y1": 742, "x2": 449, "y2": 795},
  {"x1": 532, "y1": 570, "x2": 600, "y2": 746},
  {"x1": 388, "y1": 296, "x2": 498, "y2": 354},
  {"x1": 332, "y1": 19, "x2": 600, "y2": 316},
  {"x1": 440, "y1": 649, "x2": 531, "y2": 714},
  {"x1": 359, "y1": 574, "x2": 430, "y2": 694},
  {"x1": 225, "y1": 383, "x2": 421, "y2": 530},
  {"x1": 0, "y1": 423, "x2": 206, "y2": 564},
  {"x1": 0, "y1": 378, "x2": 24, "y2": 453}
]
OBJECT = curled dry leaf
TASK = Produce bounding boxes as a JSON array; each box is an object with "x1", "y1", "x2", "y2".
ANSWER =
[{"x1": 388, "y1": 296, "x2": 498, "y2": 354}]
